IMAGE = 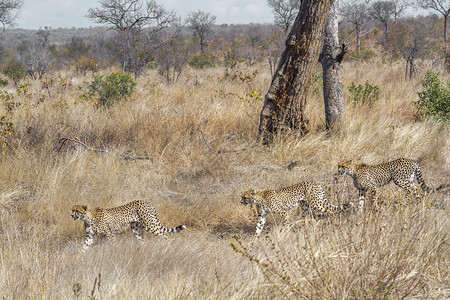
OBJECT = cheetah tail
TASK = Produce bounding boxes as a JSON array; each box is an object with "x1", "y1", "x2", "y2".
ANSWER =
[
  {"x1": 415, "y1": 165, "x2": 446, "y2": 192},
  {"x1": 163, "y1": 225, "x2": 186, "y2": 234}
]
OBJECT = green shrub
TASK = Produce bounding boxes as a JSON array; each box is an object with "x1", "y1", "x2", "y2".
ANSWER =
[
  {"x1": 413, "y1": 71, "x2": 450, "y2": 123},
  {"x1": 348, "y1": 81, "x2": 380, "y2": 106},
  {"x1": 88, "y1": 72, "x2": 136, "y2": 107},
  {"x1": 0, "y1": 115, "x2": 14, "y2": 151},
  {"x1": 189, "y1": 53, "x2": 216, "y2": 69},
  {"x1": 2, "y1": 60, "x2": 27, "y2": 86},
  {"x1": 0, "y1": 78, "x2": 8, "y2": 87}
]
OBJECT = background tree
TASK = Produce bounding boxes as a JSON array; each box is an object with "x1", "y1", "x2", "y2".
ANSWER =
[
  {"x1": 87, "y1": 0, "x2": 177, "y2": 76},
  {"x1": 155, "y1": 33, "x2": 190, "y2": 84},
  {"x1": 264, "y1": 29, "x2": 285, "y2": 76},
  {"x1": 258, "y1": 0, "x2": 335, "y2": 143},
  {"x1": 37, "y1": 26, "x2": 51, "y2": 47},
  {"x1": 267, "y1": 0, "x2": 302, "y2": 34},
  {"x1": 87, "y1": 0, "x2": 175, "y2": 32},
  {"x1": 320, "y1": 1, "x2": 346, "y2": 130},
  {"x1": 415, "y1": 0, "x2": 450, "y2": 70},
  {"x1": 388, "y1": 16, "x2": 434, "y2": 78},
  {"x1": 17, "y1": 40, "x2": 53, "y2": 79},
  {"x1": 65, "y1": 36, "x2": 92, "y2": 61},
  {"x1": 186, "y1": 10, "x2": 216, "y2": 53},
  {"x1": 0, "y1": 0, "x2": 22, "y2": 30},
  {"x1": 340, "y1": 0, "x2": 371, "y2": 57},
  {"x1": 109, "y1": 30, "x2": 153, "y2": 77},
  {"x1": 369, "y1": 1, "x2": 410, "y2": 48}
]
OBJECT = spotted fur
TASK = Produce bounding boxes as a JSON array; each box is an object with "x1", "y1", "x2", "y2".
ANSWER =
[
  {"x1": 71, "y1": 200, "x2": 186, "y2": 249},
  {"x1": 241, "y1": 182, "x2": 352, "y2": 236},
  {"x1": 337, "y1": 158, "x2": 446, "y2": 208}
]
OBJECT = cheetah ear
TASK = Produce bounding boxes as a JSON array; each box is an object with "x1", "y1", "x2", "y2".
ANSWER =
[
  {"x1": 348, "y1": 160, "x2": 352, "y2": 163},
  {"x1": 82, "y1": 205, "x2": 87, "y2": 211}
]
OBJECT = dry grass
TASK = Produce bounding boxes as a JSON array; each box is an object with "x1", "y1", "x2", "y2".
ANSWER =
[{"x1": 0, "y1": 61, "x2": 448, "y2": 299}]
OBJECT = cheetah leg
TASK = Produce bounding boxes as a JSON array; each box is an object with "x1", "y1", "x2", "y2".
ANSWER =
[
  {"x1": 131, "y1": 222, "x2": 144, "y2": 242},
  {"x1": 358, "y1": 190, "x2": 366, "y2": 210},
  {"x1": 280, "y1": 210, "x2": 289, "y2": 226},
  {"x1": 83, "y1": 225, "x2": 95, "y2": 250},
  {"x1": 369, "y1": 189, "x2": 378, "y2": 206},
  {"x1": 412, "y1": 185, "x2": 423, "y2": 201},
  {"x1": 407, "y1": 185, "x2": 422, "y2": 201},
  {"x1": 255, "y1": 211, "x2": 267, "y2": 236},
  {"x1": 396, "y1": 179, "x2": 422, "y2": 202},
  {"x1": 148, "y1": 218, "x2": 168, "y2": 239}
]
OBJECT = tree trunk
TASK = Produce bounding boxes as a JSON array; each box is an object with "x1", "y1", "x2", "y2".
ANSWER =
[
  {"x1": 321, "y1": 1, "x2": 345, "y2": 130},
  {"x1": 258, "y1": 0, "x2": 335, "y2": 143},
  {"x1": 356, "y1": 25, "x2": 361, "y2": 57},
  {"x1": 444, "y1": 15, "x2": 450, "y2": 72}
]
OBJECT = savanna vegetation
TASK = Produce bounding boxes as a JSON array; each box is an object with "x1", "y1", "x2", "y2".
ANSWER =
[{"x1": 0, "y1": 0, "x2": 449, "y2": 298}]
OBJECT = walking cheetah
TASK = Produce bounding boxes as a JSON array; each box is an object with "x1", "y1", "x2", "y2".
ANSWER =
[
  {"x1": 71, "y1": 200, "x2": 186, "y2": 249},
  {"x1": 337, "y1": 158, "x2": 446, "y2": 208},
  {"x1": 241, "y1": 181, "x2": 352, "y2": 236}
]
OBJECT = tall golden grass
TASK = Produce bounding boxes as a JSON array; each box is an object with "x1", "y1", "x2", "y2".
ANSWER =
[{"x1": 0, "y1": 61, "x2": 448, "y2": 299}]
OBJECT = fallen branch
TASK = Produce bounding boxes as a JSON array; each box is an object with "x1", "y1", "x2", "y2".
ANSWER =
[{"x1": 53, "y1": 128, "x2": 149, "y2": 161}]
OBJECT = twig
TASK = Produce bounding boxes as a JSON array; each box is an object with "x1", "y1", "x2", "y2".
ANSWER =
[{"x1": 200, "y1": 129, "x2": 214, "y2": 152}]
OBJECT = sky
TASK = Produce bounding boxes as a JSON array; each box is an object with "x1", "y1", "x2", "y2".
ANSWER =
[{"x1": 15, "y1": 0, "x2": 274, "y2": 30}]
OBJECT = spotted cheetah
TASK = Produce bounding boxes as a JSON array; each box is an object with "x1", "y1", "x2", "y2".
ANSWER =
[
  {"x1": 71, "y1": 200, "x2": 186, "y2": 249},
  {"x1": 337, "y1": 158, "x2": 446, "y2": 208},
  {"x1": 241, "y1": 182, "x2": 352, "y2": 236}
]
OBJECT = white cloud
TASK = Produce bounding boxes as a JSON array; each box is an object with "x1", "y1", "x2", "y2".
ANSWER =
[{"x1": 228, "y1": 6, "x2": 241, "y2": 16}]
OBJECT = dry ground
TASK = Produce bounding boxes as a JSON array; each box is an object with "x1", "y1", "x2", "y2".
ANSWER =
[{"x1": 0, "y1": 61, "x2": 448, "y2": 299}]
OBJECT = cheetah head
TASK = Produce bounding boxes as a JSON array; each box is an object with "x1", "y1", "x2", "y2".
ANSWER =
[
  {"x1": 337, "y1": 160, "x2": 353, "y2": 176},
  {"x1": 241, "y1": 190, "x2": 257, "y2": 206},
  {"x1": 71, "y1": 205, "x2": 88, "y2": 221}
]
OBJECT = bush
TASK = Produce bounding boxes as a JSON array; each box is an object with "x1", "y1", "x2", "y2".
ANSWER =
[
  {"x1": 413, "y1": 71, "x2": 450, "y2": 123},
  {"x1": 88, "y1": 72, "x2": 136, "y2": 107},
  {"x1": 76, "y1": 56, "x2": 100, "y2": 75},
  {"x1": 0, "y1": 115, "x2": 14, "y2": 151},
  {"x1": 0, "y1": 78, "x2": 8, "y2": 87},
  {"x1": 2, "y1": 60, "x2": 27, "y2": 86},
  {"x1": 348, "y1": 81, "x2": 380, "y2": 106},
  {"x1": 189, "y1": 53, "x2": 216, "y2": 69}
]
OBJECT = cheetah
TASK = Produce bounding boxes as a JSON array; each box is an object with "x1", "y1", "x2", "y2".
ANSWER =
[
  {"x1": 71, "y1": 200, "x2": 186, "y2": 249},
  {"x1": 241, "y1": 182, "x2": 352, "y2": 236},
  {"x1": 337, "y1": 158, "x2": 446, "y2": 208}
]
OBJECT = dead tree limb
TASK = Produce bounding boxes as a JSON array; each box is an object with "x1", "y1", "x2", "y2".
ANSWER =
[{"x1": 53, "y1": 125, "x2": 149, "y2": 161}]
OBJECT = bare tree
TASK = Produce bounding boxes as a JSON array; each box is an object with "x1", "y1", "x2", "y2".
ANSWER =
[
  {"x1": 186, "y1": 10, "x2": 216, "y2": 53},
  {"x1": 87, "y1": 0, "x2": 176, "y2": 32},
  {"x1": 340, "y1": 0, "x2": 371, "y2": 57},
  {"x1": 0, "y1": 0, "x2": 22, "y2": 30},
  {"x1": 267, "y1": 0, "x2": 302, "y2": 33},
  {"x1": 320, "y1": 1, "x2": 346, "y2": 130},
  {"x1": 36, "y1": 26, "x2": 51, "y2": 47},
  {"x1": 258, "y1": 0, "x2": 335, "y2": 143},
  {"x1": 87, "y1": 0, "x2": 178, "y2": 76},
  {"x1": 109, "y1": 30, "x2": 153, "y2": 77},
  {"x1": 389, "y1": 16, "x2": 433, "y2": 79},
  {"x1": 369, "y1": 0, "x2": 410, "y2": 47},
  {"x1": 265, "y1": 29, "x2": 285, "y2": 76},
  {"x1": 415, "y1": 0, "x2": 450, "y2": 70},
  {"x1": 17, "y1": 40, "x2": 53, "y2": 79},
  {"x1": 155, "y1": 34, "x2": 190, "y2": 84}
]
